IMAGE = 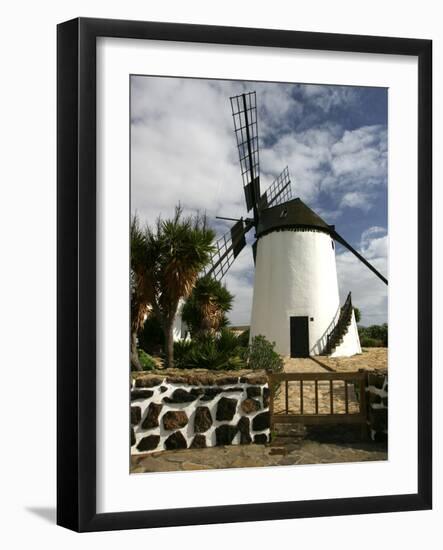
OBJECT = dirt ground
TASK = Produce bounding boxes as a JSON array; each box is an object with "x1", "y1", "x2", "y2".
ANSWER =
[{"x1": 283, "y1": 347, "x2": 387, "y2": 373}]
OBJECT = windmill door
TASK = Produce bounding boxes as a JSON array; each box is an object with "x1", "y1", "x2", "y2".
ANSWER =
[{"x1": 290, "y1": 316, "x2": 309, "y2": 358}]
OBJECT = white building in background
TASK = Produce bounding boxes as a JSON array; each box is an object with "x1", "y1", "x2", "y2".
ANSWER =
[{"x1": 250, "y1": 199, "x2": 361, "y2": 358}]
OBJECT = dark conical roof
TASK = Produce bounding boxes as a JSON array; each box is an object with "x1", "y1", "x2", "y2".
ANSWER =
[{"x1": 256, "y1": 198, "x2": 333, "y2": 238}]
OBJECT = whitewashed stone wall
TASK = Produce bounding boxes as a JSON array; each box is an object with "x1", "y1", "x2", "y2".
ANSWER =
[
  {"x1": 366, "y1": 371, "x2": 388, "y2": 441},
  {"x1": 131, "y1": 372, "x2": 270, "y2": 454}
]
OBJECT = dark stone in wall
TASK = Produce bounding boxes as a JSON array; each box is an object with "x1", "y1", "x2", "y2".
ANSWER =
[
  {"x1": 240, "y1": 374, "x2": 267, "y2": 384},
  {"x1": 373, "y1": 430, "x2": 388, "y2": 443},
  {"x1": 141, "y1": 402, "x2": 163, "y2": 429},
  {"x1": 137, "y1": 434, "x2": 160, "y2": 451},
  {"x1": 223, "y1": 386, "x2": 244, "y2": 392},
  {"x1": 135, "y1": 376, "x2": 164, "y2": 388},
  {"x1": 164, "y1": 431, "x2": 187, "y2": 450},
  {"x1": 131, "y1": 389, "x2": 154, "y2": 401},
  {"x1": 159, "y1": 386, "x2": 168, "y2": 393},
  {"x1": 163, "y1": 410, "x2": 189, "y2": 430},
  {"x1": 215, "y1": 424, "x2": 238, "y2": 445},
  {"x1": 216, "y1": 397, "x2": 237, "y2": 421},
  {"x1": 237, "y1": 416, "x2": 252, "y2": 444},
  {"x1": 131, "y1": 427, "x2": 136, "y2": 446},
  {"x1": 241, "y1": 398, "x2": 261, "y2": 414},
  {"x1": 131, "y1": 406, "x2": 141, "y2": 426},
  {"x1": 369, "y1": 408, "x2": 387, "y2": 432},
  {"x1": 194, "y1": 406, "x2": 212, "y2": 433},
  {"x1": 191, "y1": 434, "x2": 207, "y2": 448},
  {"x1": 254, "y1": 433, "x2": 268, "y2": 444},
  {"x1": 369, "y1": 393, "x2": 382, "y2": 405},
  {"x1": 163, "y1": 388, "x2": 198, "y2": 403},
  {"x1": 252, "y1": 411, "x2": 270, "y2": 431},
  {"x1": 200, "y1": 387, "x2": 222, "y2": 401},
  {"x1": 246, "y1": 386, "x2": 262, "y2": 399},
  {"x1": 216, "y1": 376, "x2": 239, "y2": 386},
  {"x1": 263, "y1": 387, "x2": 270, "y2": 408},
  {"x1": 368, "y1": 373, "x2": 386, "y2": 390},
  {"x1": 190, "y1": 388, "x2": 205, "y2": 397}
]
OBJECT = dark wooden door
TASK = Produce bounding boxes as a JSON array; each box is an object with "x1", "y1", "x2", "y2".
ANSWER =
[{"x1": 290, "y1": 316, "x2": 309, "y2": 358}]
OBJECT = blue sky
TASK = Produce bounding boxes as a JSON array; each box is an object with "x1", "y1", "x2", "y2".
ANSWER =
[{"x1": 131, "y1": 76, "x2": 388, "y2": 326}]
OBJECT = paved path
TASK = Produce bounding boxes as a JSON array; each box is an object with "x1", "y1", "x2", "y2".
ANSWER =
[{"x1": 131, "y1": 438, "x2": 387, "y2": 473}]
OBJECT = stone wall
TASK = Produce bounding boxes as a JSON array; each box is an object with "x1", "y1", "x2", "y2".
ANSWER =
[
  {"x1": 131, "y1": 371, "x2": 270, "y2": 454},
  {"x1": 366, "y1": 370, "x2": 388, "y2": 442}
]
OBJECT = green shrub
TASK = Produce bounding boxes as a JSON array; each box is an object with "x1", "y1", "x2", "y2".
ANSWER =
[
  {"x1": 247, "y1": 335, "x2": 283, "y2": 374},
  {"x1": 237, "y1": 328, "x2": 250, "y2": 347},
  {"x1": 173, "y1": 331, "x2": 247, "y2": 370},
  {"x1": 360, "y1": 336, "x2": 384, "y2": 348},
  {"x1": 138, "y1": 349, "x2": 156, "y2": 371}
]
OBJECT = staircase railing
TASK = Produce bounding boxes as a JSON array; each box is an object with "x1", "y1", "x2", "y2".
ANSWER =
[{"x1": 325, "y1": 292, "x2": 353, "y2": 355}]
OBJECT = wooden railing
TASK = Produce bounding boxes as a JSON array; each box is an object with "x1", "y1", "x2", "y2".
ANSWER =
[{"x1": 268, "y1": 370, "x2": 368, "y2": 432}]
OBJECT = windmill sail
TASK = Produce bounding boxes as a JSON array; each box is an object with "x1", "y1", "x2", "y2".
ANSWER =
[
  {"x1": 204, "y1": 219, "x2": 253, "y2": 281},
  {"x1": 230, "y1": 92, "x2": 260, "y2": 213},
  {"x1": 258, "y1": 166, "x2": 292, "y2": 210},
  {"x1": 332, "y1": 230, "x2": 388, "y2": 285}
]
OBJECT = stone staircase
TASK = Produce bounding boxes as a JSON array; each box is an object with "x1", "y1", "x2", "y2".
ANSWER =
[{"x1": 324, "y1": 292, "x2": 353, "y2": 355}]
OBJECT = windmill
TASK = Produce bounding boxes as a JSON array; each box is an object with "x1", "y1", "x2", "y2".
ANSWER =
[{"x1": 204, "y1": 91, "x2": 387, "y2": 358}]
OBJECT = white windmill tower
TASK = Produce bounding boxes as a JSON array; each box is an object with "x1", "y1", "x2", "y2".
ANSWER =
[{"x1": 205, "y1": 92, "x2": 387, "y2": 358}]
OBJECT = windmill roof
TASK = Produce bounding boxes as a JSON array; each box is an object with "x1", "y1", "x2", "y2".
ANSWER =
[{"x1": 256, "y1": 198, "x2": 333, "y2": 238}]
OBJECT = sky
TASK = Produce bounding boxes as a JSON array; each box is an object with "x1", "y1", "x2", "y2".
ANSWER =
[{"x1": 131, "y1": 76, "x2": 388, "y2": 327}]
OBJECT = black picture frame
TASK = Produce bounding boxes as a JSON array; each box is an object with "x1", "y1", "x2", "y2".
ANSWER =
[{"x1": 57, "y1": 17, "x2": 432, "y2": 532}]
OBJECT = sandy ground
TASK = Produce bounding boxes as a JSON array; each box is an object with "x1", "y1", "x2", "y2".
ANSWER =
[{"x1": 283, "y1": 347, "x2": 387, "y2": 373}]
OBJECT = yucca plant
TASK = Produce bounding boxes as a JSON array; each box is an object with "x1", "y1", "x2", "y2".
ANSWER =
[
  {"x1": 130, "y1": 206, "x2": 215, "y2": 369},
  {"x1": 181, "y1": 276, "x2": 233, "y2": 337}
]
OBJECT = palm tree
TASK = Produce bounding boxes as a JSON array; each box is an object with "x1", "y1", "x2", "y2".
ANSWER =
[
  {"x1": 182, "y1": 276, "x2": 234, "y2": 337},
  {"x1": 130, "y1": 207, "x2": 215, "y2": 369}
]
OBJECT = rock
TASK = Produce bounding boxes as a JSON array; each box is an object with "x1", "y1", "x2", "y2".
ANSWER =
[
  {"x1": 369, "y1": 408, "x2": 387, "y2": 432},
  {"x1": 163, "y1": 410, "x2": 189, "y2": 430},
  {"x1": 240, "y1": 374, "x2": 267, "y2": 385},
  {"x1": 252, "y1": 412, "x2": 270, "y2": 431},
  {"x1": 190, "y1": 387, "x2": 205, "y2": 397},
  {"x1": 241, "y1": 398, "x2": 261, "y2": 414},
  {"x1": 190, "y1": 434, "x2": 207, "y2": 448},
  {"x1": 368, "y1": 373, "x2": 386, "y2": 390},
  {"x1": 254, "y1": 433, "x2": 268, "y2": 444},
  {"x1": 131, "y1": 406, "x2": 141, "y2": 426},
  {"x1": 246, "y1": 386, "x2": 262, "y2": 399},
  {"x1": 181, "y1": 462, "x2": 214, "y2": 471},
  {"x1": 164, "y1": 431, "x2": 187, "y2": 450},
  {"x1": 194, "y1": 406, "x2": 212, "y2": 433},
  {"x1": 137, "y1": 434, "x2": 160, "y2": 451},
  {"x1": 223, "y1": 386, "x2": 244, "y2": 392},
  {"x1": 163, "y1": 388, "x2": 198, "y2": 403},
  {"x1": 369, "y1": 393, "x2": 382, "y2": 405},
  {"x1": 216, "y1": 397, "x2": 237, "y2": 421},
  {"x1": 131, "y1": 389, "x2": 154, "y2": 401},
  {"x1": 263, "y1": 387, "x2": 270, "y2": 407},
  {"x1": 135, "y1": 376, "x2": 164, "y2": 388},
  {"x1": 216, "y1": 376, "x2": 239, "y2": 386},
  {"x1": 200, "y1": 387, "x2": 222, "y2": 401},
  {"x1": 159, "y1": 386, "x2": 168, "y2": 393},
  {"x1": 141, "y1": 402, "x2": 163, "y2": 429},
  {"x1": 131, "y1": 428, "x2": 136, "y2": 446},
  {"x1": 237, "y1": 416, "x2": 252, "y2": 444},
  {"x1": 215, "y1": 424, "x2": 238, "y2": 445}
]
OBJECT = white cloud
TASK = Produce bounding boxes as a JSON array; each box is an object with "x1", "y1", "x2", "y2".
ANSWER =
[{"x1": 336, "y1": 226, "x2": 388, "y2": 326}]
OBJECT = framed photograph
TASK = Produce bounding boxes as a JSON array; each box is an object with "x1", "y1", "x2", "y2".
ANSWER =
[{"x1": 57, "y1": 17, "x2": 432, "y2": 532}]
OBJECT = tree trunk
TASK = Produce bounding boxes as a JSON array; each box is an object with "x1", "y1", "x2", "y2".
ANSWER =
[
  {"x1": 130, "y1": 330, "x2": 142, "y2": 371},
  {"x1": 164, "y1": 322, "x2": 174, "y2": 369}
]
